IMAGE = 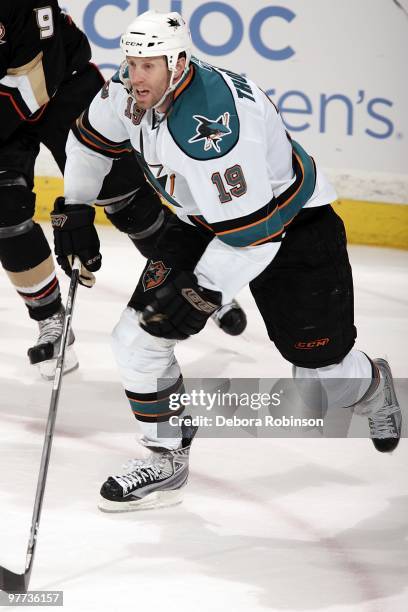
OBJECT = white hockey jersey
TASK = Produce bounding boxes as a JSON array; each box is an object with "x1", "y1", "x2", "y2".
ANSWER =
[{"x1": 64, "y1": 57, "x2": 337, "y2": 300}]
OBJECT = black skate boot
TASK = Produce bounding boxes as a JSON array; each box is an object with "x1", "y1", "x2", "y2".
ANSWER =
[
  {"x1": 211, "y1": 299, "x2": 247, "y2": 336},
  {"x1": 27, "y1": 306, "x2": 78, "y2": 380},
  {"x1": 367, "y1": 359, "x2": 402, "y2": 453},
  {"x1": 99, "y1": 421, "x2": 197, "y2": 512}
]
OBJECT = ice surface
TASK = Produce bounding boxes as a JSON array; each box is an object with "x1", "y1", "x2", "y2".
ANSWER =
[{"x1": 0, "y1": 224, "x2": 407, "y2": 611}]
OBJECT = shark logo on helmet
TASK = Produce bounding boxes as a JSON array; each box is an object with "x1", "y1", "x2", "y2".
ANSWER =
[{"x1": 167, "y1": 17, "x2": 181, "y2": 29}]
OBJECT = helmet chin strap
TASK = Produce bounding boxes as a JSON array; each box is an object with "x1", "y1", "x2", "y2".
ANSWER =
[{"x1": 152, "y1": 65, "x2": 189, "y2": 111}]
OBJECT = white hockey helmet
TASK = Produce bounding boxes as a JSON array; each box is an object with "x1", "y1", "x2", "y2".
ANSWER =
[{"x1": 120, "y1": 10, "x2": 192, "y2": 107}]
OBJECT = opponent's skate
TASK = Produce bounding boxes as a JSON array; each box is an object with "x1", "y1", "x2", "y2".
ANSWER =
[
  {"x1": 27, "y1": 306, "x2": 78, "y2": 380},
  {"x1": 212, "y1": 299, "x2": 247, "y2": 336},
  {"x1": 367, "y1": 359, "x2": 402, "y2": 453}
]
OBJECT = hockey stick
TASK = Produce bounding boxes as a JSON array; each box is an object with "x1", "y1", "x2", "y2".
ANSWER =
[{"x1": 0, "y1": 258, "x2": 81, "y2": 594}]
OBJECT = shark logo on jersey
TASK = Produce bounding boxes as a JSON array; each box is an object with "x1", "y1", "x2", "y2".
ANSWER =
[
  {"x1": 142, "y1": 260, "x2": 172, "y2": 291},
  {"x1": 188, "y1": 112, "x2": 232, "y2": 153}
]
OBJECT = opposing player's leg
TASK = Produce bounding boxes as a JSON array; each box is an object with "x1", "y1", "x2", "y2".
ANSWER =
[
  {"x1": 0, "y1": 65, "x2": 104, "y2": 378},
  {"x1": 0, "y1": 135, "x2": 77, "y2": 378},
  {"x1": 21, "y1": 64, "x2": 107, "y2": 377},
  {"x1": 250, "y1": 204, "x2": 401, "y2": 451},
  {"x1": 102, "y1": 157, "x2": 247, "y2": 334}
]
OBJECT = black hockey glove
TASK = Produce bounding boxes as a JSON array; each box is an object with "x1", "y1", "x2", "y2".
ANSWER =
[
  {"x1": 140, "y1": 271, "x2": 222, "y2": 340},
  {"x1": 51, "y1": 197, "x2": 101, "y2": 288}
]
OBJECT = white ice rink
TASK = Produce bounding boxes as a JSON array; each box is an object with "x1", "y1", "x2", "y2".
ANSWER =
[{"x1": 1, "y1": 223, "x2": 407, "y2": 612}]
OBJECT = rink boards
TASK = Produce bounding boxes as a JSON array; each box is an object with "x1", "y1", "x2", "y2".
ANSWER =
[{"x1": 33, "y1": 175, "x2": 408, "y2": 250}]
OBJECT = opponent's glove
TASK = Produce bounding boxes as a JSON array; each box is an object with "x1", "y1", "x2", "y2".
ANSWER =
[
  {"x1": 51, "y1": 197, "x2": 101, "y2": 287},
  {"x1": 140, "y1": 271, "x2": 222, "y2": 340}
]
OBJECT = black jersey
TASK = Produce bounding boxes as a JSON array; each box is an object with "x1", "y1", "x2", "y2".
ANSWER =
[{"x1": 0, "y1": 0, "x2": 92, "y2": 141}]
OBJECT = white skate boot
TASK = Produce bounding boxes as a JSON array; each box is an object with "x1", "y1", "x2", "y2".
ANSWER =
[
  {"x1": 355, "y1": 358, "x2": 402, "y2": 453},
  {"x1": 99, "y1": 420, "x2": 197, "y2": 512},
  {"x1": 27, "y1": 306, "x2": 78, "y2": 380},
  {"x1": 98, "y1": 445, "x2": 191, "y2": 512},
  {"x1": 367, "y1": 359, "x2": 402, "y2": 452}
]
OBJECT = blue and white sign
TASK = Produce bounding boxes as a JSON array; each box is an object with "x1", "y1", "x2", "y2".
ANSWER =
[{"x1": 61, "y1": 0, "x2": 407, "y2": 189}]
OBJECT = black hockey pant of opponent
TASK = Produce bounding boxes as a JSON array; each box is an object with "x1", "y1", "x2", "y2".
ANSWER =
[{"x1": 0, "y1": 64, "x2": 146, "y2": 328}]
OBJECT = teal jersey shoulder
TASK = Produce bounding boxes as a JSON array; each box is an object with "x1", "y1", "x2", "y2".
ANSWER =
[
  {"x1": 111, "y1": 67, "x2": 124, "y2": 83},
  {"x1": 167, "y1": 57, "x2": 239, "y2": 161}
]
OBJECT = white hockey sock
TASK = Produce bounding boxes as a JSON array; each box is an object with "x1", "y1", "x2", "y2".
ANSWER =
[
  {"x1": 293, "y1": 349, "x2": 374, "y2": 411},
  {"x1": 111, "y1": 307, "x2": 183, "y2": 451},
  {"x1": 139, "y1": 422, "x2": 183, "y2": 452}
]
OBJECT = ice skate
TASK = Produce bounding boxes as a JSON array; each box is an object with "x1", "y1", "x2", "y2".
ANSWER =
[
  {"x1": 97, "y1": 398, "x2": 206, "y2": 515},
  {"x1": 98, "y1": 442, "x2": 192, "y2": 512},
  {"x1": 27, "y1": 306, "x2": 78, "y2": 380},
  {"x1": 367, "y1": 359, "x2": 402, "y2": 453},
  {"x1": 354, "y1": 358, "x2": 402, "y2": 452},
  {"x1": 211, "y1": 299, "x2": 247, "y2": 336}
]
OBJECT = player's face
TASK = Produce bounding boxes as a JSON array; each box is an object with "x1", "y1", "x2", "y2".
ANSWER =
[{"x1": 127, "y1": 56, "x2": 170, "y2": 110}]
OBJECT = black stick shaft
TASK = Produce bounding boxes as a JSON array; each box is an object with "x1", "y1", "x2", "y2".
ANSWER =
[
  {"x1": 0, "y1": 260, "x2": 81, "y2": 593},
  {"x1": 25, "y1": 263, "x2": 80, "y2": 576}
]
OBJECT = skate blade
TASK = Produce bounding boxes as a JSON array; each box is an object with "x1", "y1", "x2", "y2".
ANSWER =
[
  {"x1": 98, "y1": 489, "x2": 183, "y2": 513},
  {"x1": 37, "y1": 346, "x2": 79, "y2": 381}
]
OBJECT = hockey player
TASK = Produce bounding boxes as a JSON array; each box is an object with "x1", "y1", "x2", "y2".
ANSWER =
[
  {"x1": 51, "y1": 10, "x2": 402, "y2": 512},
  {"x1": 0, "y1": 0, "x2": 109, "y2": 378},
  {"x1": 0, "y1": 2, "x2": 246, "y2": 380}
]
